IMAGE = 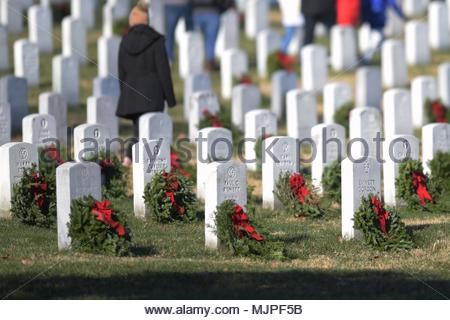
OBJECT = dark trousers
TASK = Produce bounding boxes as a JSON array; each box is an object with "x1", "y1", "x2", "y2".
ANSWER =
[
  {"x1": 164, "y1": 4, "x2": 194, "y2": 62},
  {"x1": 126, "y1": 117, "x2": 140, "y2": 159},
  {"x1": 303, "y1": 14, "x2": 336, "y2": 46}
]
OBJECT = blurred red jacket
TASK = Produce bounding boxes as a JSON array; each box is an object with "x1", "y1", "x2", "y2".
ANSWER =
[{"x1": 336, "y1": 0, "x2": 360, "y2": 26}]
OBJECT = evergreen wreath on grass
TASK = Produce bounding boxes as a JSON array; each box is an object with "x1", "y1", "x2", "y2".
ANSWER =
[
  {"x1": 354, "y1": 195, "x2": 414, "y2": 250},
  {"x1": 144, "y1": 171, "x2": 198, "y2": 223},
  {"x1": 396, "y1": 159, "x2": 441, "y2": 209},
  {"x1": 11, "y1": 164, "x2": 56, "y2": 228},
  {"x1": 232, "y1": 74, "x2": 253, "y2": 86},
  {"x1": 333, "y1": 101, "x2": 354, "y2": 136},
  {"x1": 267, "y1": 51, "x2": 297, "y2": 76},
  {"x1": 274, "y1": 172, "x2": 326, "y2": 218},
  {"x1": 68, "y1": 196, "x2": 131, "y2": 256},
  {"x1": 254, "y1": 134, "x2": 272, "y2": 172},
  {"x1": 198, "y1": 107, "x2": 241, "y2": 144},
  {"x1": 322, "y1": 160, "x2": 341, "y2": 204},
  {"x1": 425, "y1": 99, "x2": 450, "y2": 123},
  {"x1": 214, "y1": 200, "x2": 287, "y2": 260},
  {"x1": 85, "y1": 151, "x2": 127, "y2": 199},
  {"x1": 429, "y1": 151, "x2": 450, "y2": 192}
]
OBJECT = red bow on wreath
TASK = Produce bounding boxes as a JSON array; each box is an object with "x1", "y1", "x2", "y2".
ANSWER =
[
  {"x1": 170, "y1": 152, "x2": 191, "y2": 178},
  {"x1": 276, "y1": 51, "x2": 296, "y2": 72},
  {"x1": 162, "y1": 172, "x2": 186, "y2": 216},
  {"x1": 239, "y1": 75, "x2": 253, "y2": 85},
  {"x1": 31, "y1": 173, "x2": 47, "y2": 209},
  {"x1": 371, "y1": 196, "x2": 389, "y2": 235},
  {"x1": 100, "y1": 159, "x2": 113, "y2": 171},
  {"x1": 411, "y1": 171, "x2": 433, "y2": 206},
  {"x1": 202, "y1": 109, "x2": 222, "y2": 128},
  {"x1": 289, "y1": 173, "x2": 311, "y2": 204},
  {"x1": 430, "y1": 101, "x2": 448, "y2": 123},
  {"x1": 92, "y1": 200, "x2": 126, "y2": 237},
  {"x1": 45, "y1": 146, "x2": 64, "y2": 166},
  {"x1": 231, "y1": 205, "x2": 264, "y2": 241}
]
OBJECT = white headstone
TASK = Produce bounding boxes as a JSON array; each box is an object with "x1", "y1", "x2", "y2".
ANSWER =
[
  {"x1": 262, "y1": 136, "x2": 300, "y2": 209},
  {"x1": 385, "y1": 7, "x2": 405, "y2": 37},
  {"x1": 256, "y1": 29, "x2": 281, "y2": 78},
  {"x1": 349, "y1": 107, "x2": 382, "y2": 159},
  {"x1": 72, "y1": 0, "x2": 95, "y2": 29},
  {"x1": 0, "y1": 142, "x2": 38, "y2": 217},
  {"x1": 0, "y1": 0, "x2": 23, "y2": 34},
  {"x1": 0, "y1": 76, "x2": 28, "y2": 132},
  {"x1": 330, "y1": 25, "x2": 357, "y2": 72},
  {"x1": 356, "y1": 67, "x2": 381, "y2": 108},
  {"x1": 311, "y1": 124, "x2": 346, "y2": 192},
  {"x1": 438, "y1": 63, "x2": 450, "y2": 107},
  {"x1": 271, "y1": 70, "x2": 297, "y2": 120},
  {"x1": 87, "y1": 96, "x2": 119, "y2": 139},
  {"x1": 28, "y1": 5, "x2": 53, "y2": 53},
  {"x1": 93, "y1": 76, "x2": 120, "y2": 98},
  {"x1": 0, "y1": 102, "x2": 11, "y2": 146},
  {"x1": 221, "y1": 48, "x2": 249, "y2": 99},
  {"x1": 73, "y1": 124, "x2": 111, "y2": 162},
  {"x1": 215, "y1": 9, "x2": 239, "y2": 59},
  {"x1": 0, "y1": 25, "x2": 8, "y2": 71},
  {"x1": 403, "y1": 0, "x2": 427, "y2": 18},
  {"x1": 232, "y1": 84, "x2": 261, "y2": 131},
  {"x1": 341, "y1": 157, "x2": 381, "y2": 240},
  {"x1": 139, "y1": 112, "x2": 173, "y2": 151},
  {"x1": 383, "y1": 89, "x2": 414, "y2": 140},
  {"x1": 133, "y1": 139, "x2": 170, "y2": 218},
  {"x1": 98, "y1": 35, "x2": 120, "y2": 78},
  {"x1": 422, "y1": 123, "x2": 450, "y2": 174},
  {"x1": 39, "y1": 92, "x2": 68, "y2": 146},
  {"x1": 205, "y1": 160, "x2": 247, "y2": 249},
  {"x1": 56, "y1": 162, "x2": 102, "y2": 250},
  {"x1": 148, "y1": 0, "x2": 164, "y2": 34},
  {"x1": 287, "y1": 89, "x2": 317, "y2": 141},
  {"x1": 102, "y1": 2, "x2": 115, "y2": 37},
  {"x1": 383, "y1": 134, "x2": 420, "y2": 206},
  {"x1": 405, "y1": 21, "x2": 430, "y2": 66},
  {"x1": 301, "y1": 44, "x2": 328, "y2": 94},
  {"x1": 179, "y1": 32, "x2": 205, "y2": 79},
  {"x1": 52, "y1": 55, "x2": 79, "y2": 106},
  {"x1": 183, "y1": 73, "x2": 212, "y2": 121},
  {"x1": 14, "y1": 39, "x2": 39, "y2": 87},
  {"x1": 22, "y1": 114, "x2": 57, "y2": 148},
  {"x1": 62, "y1": 17, "x2": 87, "y2": 65},
  {"x1": 358, "y1": 23, "x2": 372, "y2": 53},
  {"x1": 323, "y1": 82, "x2": 353, "y2": 124},
  {"x1": 109, "y1": 0, "x2": 130, "y2": 19},
  {"x1": 197, "y1": 128, "x2": 233, "y2": 200},
  {"x1": 245, "y1": 0, "x2": 268, "y2": 39},
  {"x1": 382, "y1": 39, "x2": 408, "y2": 88},
  {"x1": 428, "y1": 2, "x2": 450, "y2": 50},
  {"x1": 189, "y1": 91, "x2": 221, "y2": 141},
  {"x1": 411, "y1": 76, "x2": 437, "y2": 128},
  {"x1": 245, "y1": 109, "x2": 278, "y2": 171}
]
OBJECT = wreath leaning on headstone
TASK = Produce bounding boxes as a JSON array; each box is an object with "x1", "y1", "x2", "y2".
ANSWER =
[
  {"x1": 424, "y1": 99, "x2": 450, "y2": 123},
  {"x1": 333, "y1": 101, "x2": 354, "y2": 136},
  {"x1": 267, "y1": 51, "x2": 297, "y2": 77},
  {"x1": 429, "y1": 151, "x2": 450, "y2": 192},
  {"x1": 354, "y1": 195, "x2": 414, "y2": 251},
  {"x1": 68, "y1": 196, "x2": 132, "y2": 256},
  {"x1": 396, "y1": 159, "x2": 441, "y2": 210},
  {"x1": 274, "y1": 172, "x2": 326, "y2": 218},
  {"x1": 144, "y1": 171, "x2": 198, "y2": 223},
  {"x1": 322, "y1": 160, "x2": 341, "y2": 204},
  {"x1": 214, "y1": 200, "x2": 287, "y2": 260}
]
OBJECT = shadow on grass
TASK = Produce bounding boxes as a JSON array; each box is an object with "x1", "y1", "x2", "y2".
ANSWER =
[
  {"x1": 130, "y1": 245, "x2": 159, "y2": 257},
  {"x1": 1, "y1": 269, "x2": 448, "y2": 299}
]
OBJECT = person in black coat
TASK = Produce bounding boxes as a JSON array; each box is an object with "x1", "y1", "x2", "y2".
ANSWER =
[
  {"x1": 116, "y1": 3, "x2": 176, "y2": 166},
  {"x1": 302, "y1": 0, "x2": 336, "y2": 46}
]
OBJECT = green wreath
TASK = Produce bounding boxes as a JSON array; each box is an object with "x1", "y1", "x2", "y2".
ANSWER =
[
  {"x1": 144, "y1": 171, "x2": 198, "y2": 223},
  {"x1": 429, "y1": 151, "x2": 450, "y2": 192},
  {"x1": 322, "y1": 160, "x2": 341, "y2": 204},
  {"x1": 214, "y1": 200, "x2": 287, "y2": 260},
  {"x1": 333, "y1": 101, "x2": 354, "y2": 136},
  {"x1": 274, "y1": 172, "x2": 326, "y2": 218},
  {"x1": 11, "y1": 165, "x2": 56, "y2": 228},
  {"x1": 424, "y1": 99, "x2": 450, "y2": 123},
  {"x1": 68, "y1": 196, "x2": 131, "y2": 256},
  {"x1": 354, "y1": 195, "x2": 414, "y2": 250},
  {"x1": 396, "y1": 159, "x2": 441, "y2": 210}
]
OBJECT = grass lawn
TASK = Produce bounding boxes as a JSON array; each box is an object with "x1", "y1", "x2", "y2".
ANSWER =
[{"x1": 0, "y1": 5, "x2": 449, "y2": 299}]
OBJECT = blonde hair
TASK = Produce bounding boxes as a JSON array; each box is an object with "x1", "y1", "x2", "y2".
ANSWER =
[{"x1": 129, "y1": 1, "x2": 149, "y2": 26}]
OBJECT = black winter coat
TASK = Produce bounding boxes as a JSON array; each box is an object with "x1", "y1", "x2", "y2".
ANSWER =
[
  {"x1": 302, "y1": 0, "x2": 336, "y2": 16},
  {"x1": 116, "y1": 25, "x2": 176, "y2": 119}
]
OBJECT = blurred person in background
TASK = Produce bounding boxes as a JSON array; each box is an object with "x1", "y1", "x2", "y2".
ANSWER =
[
  {"x1": 360, "y1": 0, "x2": 405, "y2": 63},
  {"x1": 117, "y1": 2, "x2": 177, "y2": 166},
  {"x1": 277, "y1": 0, "x2": 304, "y2": 54},
  {"x1": 164, "y1": 0, "x2": 194, "y2": 62},
  {"x1": 301, "y1": 0, "x2": 336, "y2": 46}
]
